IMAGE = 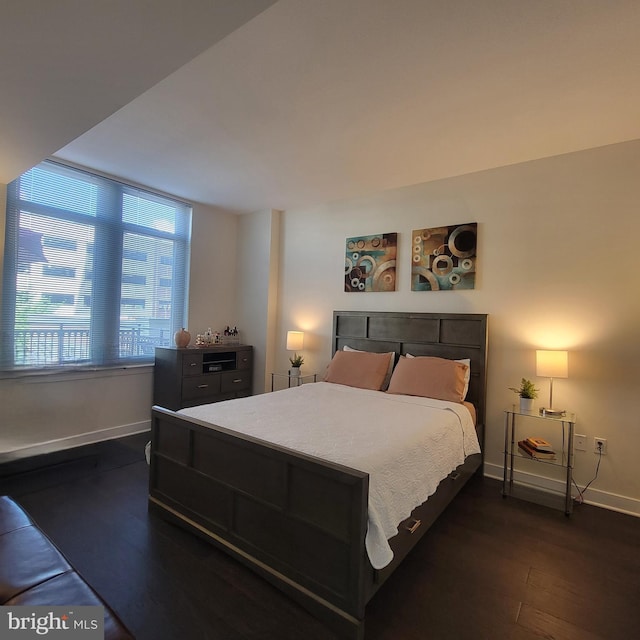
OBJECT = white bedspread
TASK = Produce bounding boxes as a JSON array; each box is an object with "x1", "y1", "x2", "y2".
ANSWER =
[{"x1": 179, "y1": 382, "x2": 480, "y2": 569}]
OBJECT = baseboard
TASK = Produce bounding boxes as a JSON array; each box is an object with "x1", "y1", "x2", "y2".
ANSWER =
[
  {"x1": 0, "y1": 421, "x2": 151, "y2": 465},
  {"x1": 484, "y1": 462, "x2": 640, "y2": 518}
]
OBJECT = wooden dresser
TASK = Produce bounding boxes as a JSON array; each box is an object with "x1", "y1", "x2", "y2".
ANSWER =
[{"x1": 153, "y1": 345, "x2": 253, "y2": 410}]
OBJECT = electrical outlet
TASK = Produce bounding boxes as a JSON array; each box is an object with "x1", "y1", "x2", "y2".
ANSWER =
[
  {"x1": 574, "y1": 433, "x2": 587, "y2": 451},
  {"x1": 594, "y1": 437, "x2": 607, "y2": 455}
]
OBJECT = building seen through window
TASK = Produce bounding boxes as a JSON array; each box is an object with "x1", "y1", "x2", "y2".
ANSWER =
[{"x1": 2, "y1": 160, "x2": 191, "y2": 369}]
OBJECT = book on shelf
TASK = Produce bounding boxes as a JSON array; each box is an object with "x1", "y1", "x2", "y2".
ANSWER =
[
  {"x1": 525, "y1": 436, "x2": 554, "y2": 452},
  {"x1": 518, "y1": 440, "x2": 556, "y2": 460}
]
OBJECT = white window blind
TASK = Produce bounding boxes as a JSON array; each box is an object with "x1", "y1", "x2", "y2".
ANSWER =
[{"x1": 1, "y1": 160, "x2": 191, "y2": 370}]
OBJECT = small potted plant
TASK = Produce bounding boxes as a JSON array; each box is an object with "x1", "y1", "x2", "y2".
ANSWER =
[
  {"x1": 289, "y1": 353, "x2": 304, "y2": 377},
  {"x1": 509, "y1": 378, "x2": 538, "y2": 412}
]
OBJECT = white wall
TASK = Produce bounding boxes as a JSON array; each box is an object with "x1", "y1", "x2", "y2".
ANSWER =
[
  {"x1": 0, "y1": 184, "x2": 5, "y2": 311},
  {"x1": 0, "y1": 202, "x2": 240, "y2": 461},
  {"x1": 236, "y1": 209, "x2": 281, "y2": 394},
  {"x1": 272, "y1": 140, "x2": 640, "y2": 515},
  {"x1": 187, "y1": 203, "x2": 239, "y2": 333}
]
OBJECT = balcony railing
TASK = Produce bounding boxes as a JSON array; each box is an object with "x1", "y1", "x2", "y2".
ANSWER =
[{"x1": 13, "y1": 325, "x2": 171, "y2": 366}]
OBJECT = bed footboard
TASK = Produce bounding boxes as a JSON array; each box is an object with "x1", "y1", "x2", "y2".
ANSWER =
[{"x1": 148, "y1": 406, "x2": 370, "y2": 639}]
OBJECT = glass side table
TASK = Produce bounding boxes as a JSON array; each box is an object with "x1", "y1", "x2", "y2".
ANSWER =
[
  {"x1": 270, "y1": 372, "x2": 318, "y2": 392},
  {"x1": 502, "y1": 407, "x2": 576, "y2": 515}
]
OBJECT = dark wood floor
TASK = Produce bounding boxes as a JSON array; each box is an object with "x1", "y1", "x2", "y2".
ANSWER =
[{"x1": 2, "y1": 433, "x2": 638, "y2": 640}]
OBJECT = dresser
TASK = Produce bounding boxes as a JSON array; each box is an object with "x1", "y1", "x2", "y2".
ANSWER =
[{"x1": 153, "y1": 345, "x2": 253, "y2": 410}]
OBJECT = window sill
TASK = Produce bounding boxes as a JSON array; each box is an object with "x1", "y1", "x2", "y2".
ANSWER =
[{"x1": 0, "y1": 362, "x2": 154, "y2": 383}]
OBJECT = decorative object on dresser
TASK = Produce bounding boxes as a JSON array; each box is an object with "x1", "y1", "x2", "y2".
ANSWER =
[
  {"x1": 173, "y1": 327, "x2": 191, "y2": 348},
  {"x1": 286, "y1": 330, "x2": 304, "y2": 376},
  {"x1": 148, "y1": 310, "x2": 488, "y2": 639},
  {"x1": 153, "y1": 344, "x2": 252, "y2": 410},
  {"x1": 536, "y1": 349, "x2": 568, "y2": 416},
  {"x1": 194, "y1": 326, "x2": 240, "y2": 347}
]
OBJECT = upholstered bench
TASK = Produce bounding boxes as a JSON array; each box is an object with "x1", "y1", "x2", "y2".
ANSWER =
[{"x1": 0, "y1": 496, "x2": 134, "y2": 640}]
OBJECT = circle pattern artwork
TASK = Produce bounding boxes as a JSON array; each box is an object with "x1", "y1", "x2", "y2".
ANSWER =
[
  {"x1": 411, "y1": 223, "x2": 477, "y2": 291},
  {"x1": 345, "y1": 233, "x2": 397, "y2": 292}
]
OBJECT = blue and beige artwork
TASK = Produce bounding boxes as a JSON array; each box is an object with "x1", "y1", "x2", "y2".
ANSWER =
[
  {"x1": 411, "y1": 223, "x2": 477, "y2": 291},
  {"x1": 345, "y1": 233, "x2": 397, "y2": 292}
]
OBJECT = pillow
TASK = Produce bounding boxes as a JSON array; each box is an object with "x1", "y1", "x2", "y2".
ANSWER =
[
  {"x1": 343, "y1": 345, "x2": 395, "y2": 390},
  {"x1": 324, "y1": 350, "x2": 391, "y2": 391},
  {"x1": 386, "y1": 355, "x2": 468, "y2": 403},
  {"x1": 406, "y1": 353, "x2": 471, "y2": 400}
]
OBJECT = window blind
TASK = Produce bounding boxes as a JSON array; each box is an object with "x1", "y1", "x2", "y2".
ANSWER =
[{"x1": 1, "y1": 160, "x2": 191, "y2": 371}]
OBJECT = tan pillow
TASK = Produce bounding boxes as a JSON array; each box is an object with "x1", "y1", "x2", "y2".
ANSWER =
[
  {"x1": 343, "y1": 345, "x2": 395, "y2": 390},
  {"x1": 406, "y1": 353, "x2": 471, "y2": 400},
  {"x1": 386, "y1": 355, "x2": 468, "y2": 403},
  {"x1": 324, "y1": 350, "x2": 391, "y2": 391}
]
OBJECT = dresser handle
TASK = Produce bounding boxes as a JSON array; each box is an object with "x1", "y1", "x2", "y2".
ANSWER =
[
  {"x1": 197, "y1": 384, "x2": 208, "y2": 389},
  {"x1": 189, "y1": 362, "x2": 197, "y2": 367},
  {"x1": 232, "y1": 378, "x2": 242, "y2": 384},
  {"x1": 405, "y1": 519, "x2": 421, "y2": 534}
]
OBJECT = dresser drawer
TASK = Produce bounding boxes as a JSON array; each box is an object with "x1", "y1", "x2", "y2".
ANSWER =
[
  {"x1": 182, "y1": 374, "x2": 221, "y2": 400},
  {"x1": 221, "y1": 370, "x2": 251, "y2": 393},
  {"x1": 236, "y1": 351, "x2": 252, "y2": 370},
  {"x1": 182, "y1": 353, "x2": 203, "y2": 376}
]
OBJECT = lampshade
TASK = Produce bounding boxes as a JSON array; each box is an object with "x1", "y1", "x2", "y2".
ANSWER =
[
  {"x1": 286, "y1": 331, "x2": 304, "y2": 351},
  {"x1": 536, "y1": 350, "x2": 568, "y2": 379}
]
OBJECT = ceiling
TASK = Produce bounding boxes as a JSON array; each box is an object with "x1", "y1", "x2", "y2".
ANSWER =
[
  {"x1": 4, "y1": 0, "x2": 640, "y2": 214},
  {"x1": 0, "y1": 0, "x2": 276, "y2": 184}
]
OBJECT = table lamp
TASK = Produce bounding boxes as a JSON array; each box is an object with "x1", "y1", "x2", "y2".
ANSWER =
[
  {"x1": 286, "y1": 331, "x2": 304, "y2": 373},
  {"x1": 286, "y1": 330, "x2": 304, "y2": 353},
  {"x1": 536, "y1": 350, "x2": 568, "y2": 416}
]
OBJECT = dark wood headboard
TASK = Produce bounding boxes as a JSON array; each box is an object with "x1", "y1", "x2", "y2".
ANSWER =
[{"x1": 332, "y1": 310, "x2": 489, "y2": 435}]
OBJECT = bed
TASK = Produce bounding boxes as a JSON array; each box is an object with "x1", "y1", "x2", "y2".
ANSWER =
[{"x1": 148, "y1": 311, "x2": 488, "y2": 639}]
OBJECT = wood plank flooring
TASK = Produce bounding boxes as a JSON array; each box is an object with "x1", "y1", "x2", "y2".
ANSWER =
[{"x1": 1, "y1": 433, "x2": 638, "y2": 640}]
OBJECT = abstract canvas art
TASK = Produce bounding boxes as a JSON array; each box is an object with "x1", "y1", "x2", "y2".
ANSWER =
[
  {"x1": 345, "y1": 232, "x2": 397, "y2": 292},
  {"x1": 411, "y1": 223, "x2": 477, "y2": 291}
]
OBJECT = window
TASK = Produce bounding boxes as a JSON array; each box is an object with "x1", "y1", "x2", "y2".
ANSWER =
[
  {"x1": 122, "y1": 274, "x2": 147, "y2": 285},
  {"x1": 42, "y1": 293, "x2": 75, "y2": 305},
  {"x1": 43, "y1": 265, "x2": 76, "y2": 278},
  {"x1": 121, "y1": 298, "x2": 146, "y2": 308},
  {"x1": 1, "y1": 160, "x2": 191, "y2": 369},
  {"x1": 43, "y1": 237, "x2": 77, "y2": 251},
  {"x1": 123, "y1": 248, "x2": 147, "y2": 261}
]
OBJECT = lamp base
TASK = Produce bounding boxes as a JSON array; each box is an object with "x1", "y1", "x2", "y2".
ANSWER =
[{"x1": 539, "y1": 407, "x2": 566, "y2": 417}]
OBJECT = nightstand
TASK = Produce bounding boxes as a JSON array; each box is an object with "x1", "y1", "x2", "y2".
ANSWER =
[
  {"x1": 270, "y1": 372, "x2": 318, "y2": 392},
  {"x1": 502, "y1": 407, "x2": 576, "y2": 515}
]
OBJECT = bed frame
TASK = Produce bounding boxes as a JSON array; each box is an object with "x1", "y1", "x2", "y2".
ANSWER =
[{"x1": 148, "y1": 311, "x2": 488, "y2": 639}]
